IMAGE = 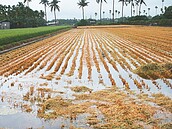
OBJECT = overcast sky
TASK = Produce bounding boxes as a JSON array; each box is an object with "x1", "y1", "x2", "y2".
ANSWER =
[{"x1": 1, "y1": 0, "x2": 172, "y2": 20}]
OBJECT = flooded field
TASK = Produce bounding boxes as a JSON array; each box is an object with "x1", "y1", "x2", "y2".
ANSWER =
[{"x1": 0, "y1": 25, "x2": 172, "y2": 128}]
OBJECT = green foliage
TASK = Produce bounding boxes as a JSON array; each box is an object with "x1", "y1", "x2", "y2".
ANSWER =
[
  {"x1": 0, "y1": 2, "x2": 46, "y2": 28},
  {"x1": 163, "y1": 6, "x2": 172, "y2": 19},
  {"x1": 76, "y1": 19, "x2": 89, "y2": 26},
  {"x1": 0, "y1": 26, "x2": 70, "y2": 49}
]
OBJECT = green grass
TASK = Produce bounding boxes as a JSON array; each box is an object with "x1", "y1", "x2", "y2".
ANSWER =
[{"x1": 0, "y1": 26, "x2": 71, "y2": 50}]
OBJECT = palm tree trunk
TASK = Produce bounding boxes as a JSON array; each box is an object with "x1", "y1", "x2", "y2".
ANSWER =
[
  {"x1": 122, "y1": 1, "x2": 124, "y2": 22},
  {"x1": 100, "y1": 2, "x2": 102, "y2": 22},
  {"x1": 131, "y1": 1, "x2": 133, "y2": 17},
  {"x1": 27, "y1": 0, "x2": 29, "y2": 7},
  {"x1": 112, "y1": 0, "x2": 115, "y2": 23},
  {"x1": 136, "y1": 5, "x2": 138, "y2": 15},
  {"x1": 82, "y1": 7, "x2": 84, "y2": 20},
  {"x1": 54, "y1": 9, "x2": 57, "y2": 25},
  {"x1": 44, "y1": 4, "x2": 47, "y2": 22}
]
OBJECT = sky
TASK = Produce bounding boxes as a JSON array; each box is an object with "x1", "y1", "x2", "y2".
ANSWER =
[{"x1": 0, "y1": 0, "x2": 172, "y2": 20}]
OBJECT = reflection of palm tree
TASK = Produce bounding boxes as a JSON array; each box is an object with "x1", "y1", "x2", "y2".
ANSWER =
[
  {"x1": 155, "y1": 6, "x2": 158, "y2": 15},
  {"x1": 40, "y1": 0, "x2": 49, "y2": 22},
  {"x1": 96, "y1": 0, "x2": 107, "y2": 21},
  {"x1": 49, "y1": 0, "x2": 60, "y2": 25},
  {"x1": 77, "y1": 0, "x2": 89, "y2": 20},
  {"x1": 24, "y1": 0, "x2": 32, "y2": 7}
]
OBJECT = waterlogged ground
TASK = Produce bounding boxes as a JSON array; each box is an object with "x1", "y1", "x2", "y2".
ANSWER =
[{"x1": 0, "y1": 25, "x2": 172, "y2": 128}]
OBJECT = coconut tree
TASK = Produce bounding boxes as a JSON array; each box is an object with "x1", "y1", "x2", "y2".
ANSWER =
[
  {"x1": 103, "y1": 11, "x2": 105, "y2": 19},
  {"x1": 95, "y1": 12, "x2": 97, "y2": 19},
  {"x1": 162, "y1": 0, "x2": 164, "y2": 13},
  {"x1": 133, "y1": 9, "x2": 135, "y2": 16},
  {"x1": 118, "y1": 11, "x2": 120, "y2": 18},
  {"x1": 115, "y1": 10, "x2": 118, "y2": 18},
  {"x1": 49, "y1": 0, "x2": 60, "y2": 25},
  {"x1": 109, "y1": 10, "x2": 111, "y2": 20},
  {"x1": 24, "y1": 0, "x2": 32, "y2": 7},
  {"x1": 96, "y1": 0, "x2": 107, "y2": 21},
  {"x1": 137, "y1": 0, "x2": 146, "y2": 16},
  {"x1": 155, "y1": 6, "x2": 158, "y2": 15},
  {"x1": 112, "y1": 0, "x2": 115, "y2": 23},
  {"x1": 40, "y1": 0, "x2": 49, "y2": 22},
  {"x1": 119, "y1": 0, "x2": 127, "y2": 21},
  {"x1": 135, "y1": 0, "x2": 139, "y2": 15},
  {"x1": 148, "y1": 7, "x2": 150, "y2": 16},
  {"x1": 129, "y1": 0, "x2": 134, "y2": 17},
  {"x1": 77, "y1": 0, "x2": 89, "y2": 20}
]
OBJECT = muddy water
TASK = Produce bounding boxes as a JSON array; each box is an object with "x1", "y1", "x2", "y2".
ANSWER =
[{"x1": 0, "y1": 28, "x2": 172, "y2": 128}]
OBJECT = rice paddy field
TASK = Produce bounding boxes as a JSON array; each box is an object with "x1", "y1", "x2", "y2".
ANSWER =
[{"x1": 0, "y1": 25, "x2": 172, "y2": 129}]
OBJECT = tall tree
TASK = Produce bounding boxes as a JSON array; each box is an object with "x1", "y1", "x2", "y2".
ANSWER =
[
  {"x1": 155, "y1": 6, "x2": 158, "y2": 15},
  {"x1": 40, "y1": 0, "x2": 49, "y2": 22},
  {"x1": 112, "y1": 0, "x2": 115, "y2": 23},
  {"x1": 109, "y1": 10, "x2": 111, "y2": 20},
  {"x1": 77, "y1": 0, "x2": 89, "y2": 20},
  {"x1": 24, "y1": 0, "x2": 32, "y2": 7},
  {"x1": 148, "y1": 7, "x2": 150, "y2": 16},
  {"x1": 119, "y1": 0, "x2": 127, "y2": 21},
  {"x1": 129, "y1": 0, "x2": 134, "y2": 17},
  {"x1": 49, "y1": 0, "x2": 60, "y2": 25},
  {"x1": 162, "y1": 0, "x2": 164, "y2": 13},
  {"x1": 137, "y1": 0, "x2": 146, "y2": 16},
  {"x1": 95, "y1": 12, "x2": 97, "y2": 19},
  {"x1": 96, "y1": 0, "x2": 107, "y2": 22},
  {"x1": 103, "y1": 11, "x2": 105, "y2": 19},
  {"x1": 115, "y1": 10, "x2": 118, "y2": 18}
]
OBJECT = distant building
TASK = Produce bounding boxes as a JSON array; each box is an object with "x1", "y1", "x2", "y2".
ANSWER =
[{"x1": 0, "y1": 20, "x2": 10, "y2": 29}]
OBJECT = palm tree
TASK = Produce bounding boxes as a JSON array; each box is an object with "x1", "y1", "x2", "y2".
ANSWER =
[
  {"x1": 135, "y1": 0, "x2": 139, "y2": 15},
  {"x1": 109, "y1": 10, "x2": 111, "y2": 20},
  {"x1": 129, "y1": 0, "x2": 134, "y2": 17},
  {"x1": 49, "y1": 0, "x2": 60, "y2": 25},
  {"x1": 143, "y1": 9, "x2": 146, "y2": 15},
  {"x1": 115, "y1": 10, "x2": 118, "y2": 18},
  {"x1": 148, "y1": 7, "x2": 150, "y2": 16},
  {"x1": 119, "y1": 0, "x2": 127, "y2": 21},
  {"x1": 112, "y1": 0, "x2": 115, "y2": 23},
  {"x1": 40, "y1": 0, "x2": 49, "y2": 22},
  {"x1": 118, "y1": 11, "x2": 120, "y2": 18},
  {"x1": 77, "y1": 0, "x2": 89, "y2": 20},
  {"x1": 24, "y1": 0, "x2": 32, "y2": 7},
  {"x1": 95, "y1": 12, "x2": 97, "y2": 19},
  {"x1": 96, "y1": 0, "x2": 107, "y2": 22},
  {"x1": 162, "y1": 0, "x2": 164, "y2": 13},
  {"x1": 137, "y1": 0, "x2": 146, "y2": 16},
  {"x1": 103, "y1": 11, "x2": 105, "y2": 19},
  {"x1": 133, "y1": 9, "x2": 135, "y2": 16},
  {"x1": 155, "y1": 6, "x2": 158, "y2": 15}
]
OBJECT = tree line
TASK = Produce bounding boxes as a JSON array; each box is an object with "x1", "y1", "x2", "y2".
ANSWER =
[
  {"x1": 77, "y1": 0, "x2": 167, "y2": 22},
  {"x1": 0, "y1": 0, "x2": 60, "y2": 28}
]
